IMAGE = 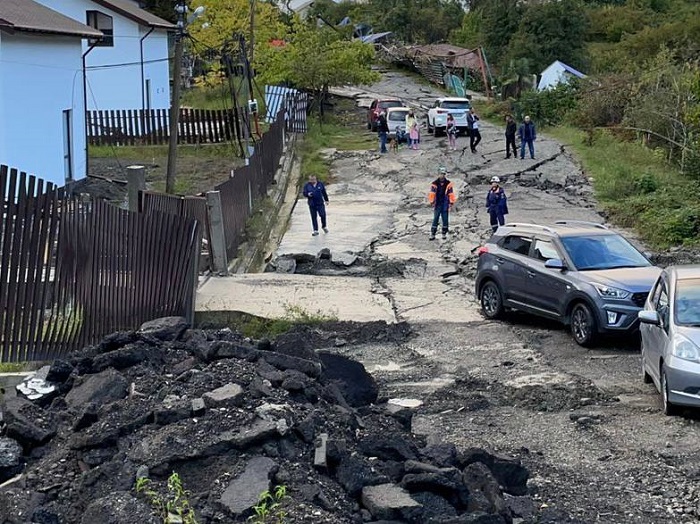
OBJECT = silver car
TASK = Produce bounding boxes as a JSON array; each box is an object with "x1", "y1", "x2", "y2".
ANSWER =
[{"x1": 639, "y1": 265, "x2": 700, "y2": 415}]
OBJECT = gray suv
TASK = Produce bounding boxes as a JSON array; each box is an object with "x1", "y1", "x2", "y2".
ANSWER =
[{"x1": 475, "y1": 222, "x2": 662, "y2": 346}]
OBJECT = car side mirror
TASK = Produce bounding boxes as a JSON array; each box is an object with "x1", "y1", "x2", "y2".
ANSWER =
[
  {"x1": 544, "y1": 259, "x2": 566, "y2": 271},
  {"x1": 638, "y1": 310, "x2": 661, "y2": 326}
]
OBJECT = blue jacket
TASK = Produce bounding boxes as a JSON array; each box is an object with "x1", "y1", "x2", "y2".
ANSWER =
[
  {"x1": 486, "y1": 187, "x2": 508, "y2": 215},
  {"x1": 303, "y1": 181, "x2": 328, "y2": 208},
  {"x1": 519, "y1": 122, "x2": 536, "y2": 141}
]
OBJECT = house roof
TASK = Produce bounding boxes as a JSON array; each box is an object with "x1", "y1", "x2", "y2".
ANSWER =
[
  {"x1": 0, "y1": 0, "x2": 103, "y2": 38},
  {"x1": 547, "y1": 60, "x2": 586, "y2": 79},
  {"x1": 89, "y1": 0, "x2": 175, "y2": 29}
]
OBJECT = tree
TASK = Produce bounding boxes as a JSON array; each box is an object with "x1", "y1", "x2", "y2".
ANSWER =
[
  {"x1": 255, "y1": 17, "x2": 379, "y2": 117},
  {"x1": 506, "y1": 0, "x2": 589, "y2": 73},
  {"x1": 480, "y1": 0, "x2": 522, "y2": 66},
  {"x1": 188, "y1": 0, "x2": 286, "y2": 59}
]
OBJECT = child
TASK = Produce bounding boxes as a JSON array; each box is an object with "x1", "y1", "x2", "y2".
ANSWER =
[
  {"x1": 446, "y1": 114, "x2": 457, "y2": 151},
  {"x1": 406, "y1": 111, "x2": 419, "y2": 150}
]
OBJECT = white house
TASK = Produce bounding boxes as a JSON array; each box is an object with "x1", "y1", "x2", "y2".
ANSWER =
[
  {"x1": 35, "y1": 0, "x2": 175, "y2": 111},
  {"x1": 0, "y1": 0, "x2": 102, "y2": 186},
  {"x1": 537, "y1": 60, "x2": 586, "y2": 91}
]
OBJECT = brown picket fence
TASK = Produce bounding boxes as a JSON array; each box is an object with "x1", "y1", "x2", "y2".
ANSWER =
[
  {"x1": 87, "y1": 107, "x2": 243, "y2": 146},
  {"x1": 0, "y1": 165, "x2": 201, "y2": 363}
]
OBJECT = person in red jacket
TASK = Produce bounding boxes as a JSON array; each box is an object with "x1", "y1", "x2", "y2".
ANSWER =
[{"x1": 428, "y1": 166, "x2": 456, "y2": 240}]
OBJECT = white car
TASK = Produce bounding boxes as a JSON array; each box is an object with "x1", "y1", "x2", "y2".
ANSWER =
[
  {"x1": 427, "y1": 97, "x2": 471, "y2": 136},
  {"x1": 386, "y1": 107, "x2": 412, "y2": 141}
]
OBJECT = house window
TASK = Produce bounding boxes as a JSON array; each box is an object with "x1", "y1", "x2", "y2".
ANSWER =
[{"x1": 86, "y1": 11, "x2": 113, "y2": 47}]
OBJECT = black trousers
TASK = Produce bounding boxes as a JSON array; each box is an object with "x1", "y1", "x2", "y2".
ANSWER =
[
  {"x1": 470, "y1": 130, "x2": 482, "y2": 151},
  {"x1": 505, "y1": 135, "x2": 517, "y2": 157}
]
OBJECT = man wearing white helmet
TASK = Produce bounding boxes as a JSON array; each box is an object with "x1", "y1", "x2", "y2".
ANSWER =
[
  {"x1": 486, "y1": 176, "x2": 508, "y2": 232},
  {"x1": 428, "y1": 166, "x2": 456, "y2": 240}
]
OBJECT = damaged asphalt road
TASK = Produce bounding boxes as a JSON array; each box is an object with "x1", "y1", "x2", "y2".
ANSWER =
[{"x1": 262, "y1": 70, "x2": 700, "y2": 523}]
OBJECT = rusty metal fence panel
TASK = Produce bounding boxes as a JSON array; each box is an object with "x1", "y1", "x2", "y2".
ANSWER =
[{"x1": 0, "y1": 164, "x2": 200, "y2": 363}]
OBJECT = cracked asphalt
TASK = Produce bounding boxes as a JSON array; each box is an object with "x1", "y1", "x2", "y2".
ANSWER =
[{"x1": 212, "y1": 70, "x2": 700, "y2": 523}]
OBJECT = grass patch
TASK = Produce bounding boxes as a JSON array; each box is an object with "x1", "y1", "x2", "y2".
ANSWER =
[
  {"x1": 0, "y1": 362, "x2": 27, "y2": 373},
  {"x1": 89, "y1": 143, "x2": 239, "y2": 161},
  {"x1": 547, "y1": 126, "x2": 700, "y2": 249},
  {"x1": 234, "y1": 304, "x2": 339, "y2": 339}
]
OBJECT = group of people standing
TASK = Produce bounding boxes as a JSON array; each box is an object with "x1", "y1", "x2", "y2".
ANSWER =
[{"x1": 305, "y1": 104, "x2": 527, "y2": 238}]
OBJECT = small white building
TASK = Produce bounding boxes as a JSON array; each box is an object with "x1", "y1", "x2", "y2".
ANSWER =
[
  {"x1": 35, "y1": 0, "x2": 175, "y2": 111},
  {"x1": 537, "y1": 60, "x2": 586, "y2": 91},
  {"x1": 0, "y1": 0, "x2": 102, "y2": 186}
]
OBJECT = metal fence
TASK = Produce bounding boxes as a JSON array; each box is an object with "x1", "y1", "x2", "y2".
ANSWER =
[
  {"x1": 216, "y1": 109, "x2": 287, "y2": 261},
  {"x1": 87, "y1": 108, "x2": 243, "y2": 146},
  {"x1": 139, "y1": 191, "x2": 210, "y2": 273},
  {"x1": 0, "y1": 165, "x2": 201, "y2": 363}
]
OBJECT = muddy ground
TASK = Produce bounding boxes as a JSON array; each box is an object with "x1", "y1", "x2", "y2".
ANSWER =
[
  {"x1": 84, "y1": 142, "x2": 244, "y2": 202},
  {"x1": 265, "y1": 69, "x2": 700, "y2": 523}
]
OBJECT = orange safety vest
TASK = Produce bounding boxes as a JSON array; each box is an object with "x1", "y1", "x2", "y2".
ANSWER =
[{"x1": 428, "y1": 179, "x2": 456, "y2": 208}]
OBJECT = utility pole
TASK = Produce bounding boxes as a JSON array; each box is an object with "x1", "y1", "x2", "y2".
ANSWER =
[
  {"x1": 166, "y1": 1, "x2": 187, "y2": 195},
  {"x1": 239, "y1": 34, "x2": 252, "y2": 165}
]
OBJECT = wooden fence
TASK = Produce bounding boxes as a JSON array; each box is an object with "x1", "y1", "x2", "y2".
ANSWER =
[
  {"x1": 0, "y1": 165, "x2": 201, "y2": 363},
  {"x1": 87, "y1": 108, "x2": 243, "y2": 146}
]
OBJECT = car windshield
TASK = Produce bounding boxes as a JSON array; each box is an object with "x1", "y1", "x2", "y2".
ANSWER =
[
  {"x1": 440, "y1": 101, "x2": 470, "y2": 110},
  {"x1": 379, "y1": 101, "x2": 403, "y2": 110},
  {"x1": 675, "y1": 278, "x2": 700, "y2": 326},
  {"x1": 388, "y1": 111, "x2": 409, "y2": 121},
  {"x1": 560, "y1": 234, "x2": 651, "y2": 271}
]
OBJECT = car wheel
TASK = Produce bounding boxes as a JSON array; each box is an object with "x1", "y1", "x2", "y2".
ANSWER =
[
  {"x1": 661, "y1": 366, "x2": 680, "y2": 416},
  {"x1": 571, "y1": 302, "x2": 596, "y2": 347},
  {"x1": 426, "y1": 117, "x2": 433, "y2": 134},
  {"x1": 480, "y1": 281, "x2": 504, "y2": 319},
  {"x1": 641, "y1": 345, "x2": 653, "y2": 384}
]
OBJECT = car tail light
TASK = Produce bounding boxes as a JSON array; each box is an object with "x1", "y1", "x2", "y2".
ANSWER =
[
  {"x1": 436, "y1": 109, "x2": 449, "y2": 114},
  {"x1": 477, "y1": 246, "x2": 489, "y2": 256}
]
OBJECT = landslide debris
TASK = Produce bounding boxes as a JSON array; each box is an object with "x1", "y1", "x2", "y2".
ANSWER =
[{"x1": 0, "y1": 317, "x2": 573, "y2": 524}]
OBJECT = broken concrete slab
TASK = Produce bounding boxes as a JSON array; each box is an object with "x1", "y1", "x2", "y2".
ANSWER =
[
  {"x1": 314, "y1": 433, "x2": 328, "y2": 469},
  {"x1": 202, "y1": 383, "x2": 244, "y2": 408},
  {"x1": 361, "y1": 483, "x2": 422, "y2": 521},
  {"x1": 138, "y1": 316, "x2": 188, "y2": 342},
  {"x1": 218, "y1": 456, "x2": 277, "y2": 516},
  {"x1": 0, "y1": 437, "x2": 23, "y2": 483},
  {"x1": 331, "y1": 251, "x2": 358, "y2": 267},
  {"x1": 196, "y1": 274, "x2": 396, "y2": 324},
  {"x1": 65, "y1": 369, "x2": 128, "y2": 411},
  {"x1": 2, "y1": 397, "x2": 57, "y2": 449}
]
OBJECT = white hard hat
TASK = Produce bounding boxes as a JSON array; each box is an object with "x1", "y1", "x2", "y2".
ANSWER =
[{"x1": 490, "y1": 176, "x2": 500, "y2": 183}]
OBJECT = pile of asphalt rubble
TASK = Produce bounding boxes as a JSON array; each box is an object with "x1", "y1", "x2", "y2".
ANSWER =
[{"x1": 0, "y1": 318, "x2": 559, "y2": 524}]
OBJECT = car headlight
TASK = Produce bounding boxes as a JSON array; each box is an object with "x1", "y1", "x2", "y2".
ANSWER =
[
  {"x1": 672, "y1": 334, "x2": 700, "y2": 363},
  {"x1": 592, "y1": 283, "x2": 630, "y2": 299}
]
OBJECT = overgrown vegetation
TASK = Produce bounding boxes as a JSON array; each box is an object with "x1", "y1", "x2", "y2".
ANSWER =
[
  {"x1": 249, "y1": 485, "x2": 289, "y2": 524},
  {"x1": 235, "y1": 303, "x2": 338, "y2": 339},
  {"x1": 549, "y1": 127, "x2": 700, "y2": 248},
  {"x1": 136, "y1": 472, "x2": 198, "y2": 524}
]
